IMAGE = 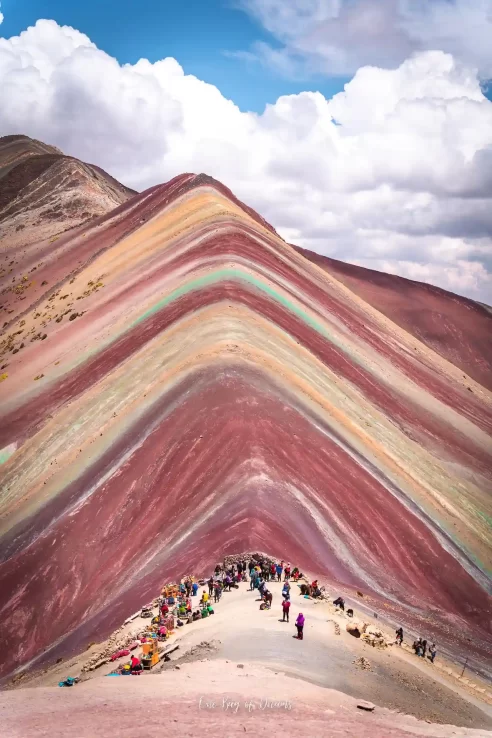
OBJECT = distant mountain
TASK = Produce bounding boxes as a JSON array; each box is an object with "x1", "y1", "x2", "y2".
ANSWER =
[
  {"x1": 0, "y1": 140, "x2": 491, "y2": 683},
  {"x1": 0, "y1": 134, "x2": 135, "y2": 250},
  {"x1": 295, "y1": 246, "x2": 492, "y2": 391}
]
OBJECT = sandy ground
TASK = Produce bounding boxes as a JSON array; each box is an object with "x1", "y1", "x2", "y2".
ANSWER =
[
  {"x1": 1, "y1": 659, "x2": 491, "y2": 738},
  {"x1": 6, "y1": 578, "x2": 492, "y2": 736}
]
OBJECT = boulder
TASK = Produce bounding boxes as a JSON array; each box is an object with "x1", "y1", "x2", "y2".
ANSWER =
[
  {"x1": 357, "y1": 701, "x2": 375, "y2": 711},
  {"x1": 346, "y1": 621, "x2": 368, "y2": 638}
]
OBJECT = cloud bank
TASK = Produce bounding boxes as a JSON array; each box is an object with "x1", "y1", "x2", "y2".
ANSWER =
[
  {"x1": 238, "y1": 0, "x2": 492, "y2": 79},
  {"x1": 0, "y1": 19, "x2": 491, "y2": 301}
]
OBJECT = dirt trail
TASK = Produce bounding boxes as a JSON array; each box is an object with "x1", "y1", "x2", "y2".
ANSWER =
[{"x1": 17, "y1": 577, "x2": 492, "y2": 731}]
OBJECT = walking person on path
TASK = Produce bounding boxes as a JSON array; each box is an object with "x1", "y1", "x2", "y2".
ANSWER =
[
  {"x1": 295, "y1": 613, "x2": 305, "y2": 640},
  {"x1": 282, "y1": 598, "x2": 291, "y2": 622}
]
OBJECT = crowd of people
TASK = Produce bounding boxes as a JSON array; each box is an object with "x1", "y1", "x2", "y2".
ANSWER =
[
  {"x1": 412, "y1": 636, "x2": 437, "y2": 663},
  {"x1": 394, "y1": 628, "x2": 437, "y2": 663},
  {"x1": 247, "y1": 558, "x2": 306, "y2": 639},
  {"x1": 115, "y1": 558, "x2": 439, "y2": 676}
]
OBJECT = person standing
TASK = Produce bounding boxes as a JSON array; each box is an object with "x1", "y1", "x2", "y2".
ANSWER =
[
  {"x1": 396, "y1": 627, "x2": 403, "y2": 646},
  {"x1": 284, "y1": 565, "x2": 291, "y2": 581},
  {"x1": 282, "y1": 598, "x2": 291, "y2": 622},
  {"x1": 429, "y1": 643, "x2": 437, "y2": 663},
  {"x1": 214, "y1": 581, "x2": 220, "y2": 603},
  {"x1": 295, "y1": 613, "x2": 305, "y2": 640},
  {"x1": 276, "y1": 562, "x2": 283, "y2": 582}
]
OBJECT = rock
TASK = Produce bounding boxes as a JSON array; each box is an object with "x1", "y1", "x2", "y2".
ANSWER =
[
  {"x1": 346, "y1": 621, "x2": 367, "y2": 638},
  {"x1": 357, "y1": 701, "x2": 375, "y2": 711},
  {"x1": 237, "y1": 664, "x2": 244, "y2": 669},
  {"x1": 175, "y1": 665, "x2": 180, "y2": 670}
]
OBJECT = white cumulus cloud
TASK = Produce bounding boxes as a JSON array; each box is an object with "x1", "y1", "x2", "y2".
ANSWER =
[
  {"x1": 237, "y1": 0, "x2": 492, "y2": 79},
  {"x1": 0, "y1": 19, "x2": 491, "y2": 302}
]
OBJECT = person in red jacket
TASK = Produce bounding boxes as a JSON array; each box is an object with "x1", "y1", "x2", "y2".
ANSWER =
[{"x1": 282, "y1": 598, "x2": 291, "y2": 622}]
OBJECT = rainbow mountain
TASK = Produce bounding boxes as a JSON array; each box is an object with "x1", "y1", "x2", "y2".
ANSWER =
[{"x1": 0, "y1": 137, "x2": 491, "y2": 680}]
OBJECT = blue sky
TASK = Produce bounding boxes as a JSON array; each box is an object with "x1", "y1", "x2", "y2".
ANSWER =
[{"x1": 0, "y1": 0, "x2": 349, "y2": 112}]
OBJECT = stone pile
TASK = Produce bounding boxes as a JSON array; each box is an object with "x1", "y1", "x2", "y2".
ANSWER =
[
  {"x1": 361, "y1": 624, "x2": 392, "y2": 648},
  {"x1": 81, "y1": 625, "x2": 143, "y2": 673},
  {"x1": 222, "y1": 551, "x2": 279, "y2": 568}
]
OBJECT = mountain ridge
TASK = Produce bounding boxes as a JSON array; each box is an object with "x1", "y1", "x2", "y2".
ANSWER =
[{"x1": 0, "y1": 136, "x2": 491, "y2": 682}]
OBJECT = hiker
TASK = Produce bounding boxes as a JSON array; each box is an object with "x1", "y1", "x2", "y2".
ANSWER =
[
  {"x1": 208, "y1": 577, "x2": 214, "y2": 596},
  {"x1": 282, "y1": 582, "x2": 291, "y2": 600},
  {"x1": 258, "y1": 580, "x2": 267, "y2": 598},
  {"x1": 395, "y1": 627, "x2": 403, "y2": 646},
  {"x1": 295, "y1": 613, "x2": 305, "y2": 640},
  {"x1": 276, "y1": 562, "x2": 283, "y2": 581},
  {"x1": 250, "y1": 570, "x2": 257, "y2": 591},
  {"x1": 333, "y1": 596, "x2": 345, "y2": 611},
  {"x1": 282, "y1": 598, "x2": 291, "y2": 622},
  {"x1": 284, "y1": 565, "x2": 291, "y2": 581},
  {"x1": 214, "y1": 564, "x2": 221, "y2": 576},
  {"x1": 130, "y1": 654, "x2": 142, "y2": 673},
  {"x1": 192, "y1": 581, "x2": 199, "y2": 597},
  {"x1": 421, "y1": 639, "x2": 427, "y2": 658},
  {"x1": 264, "y1": 590, "x2": 273, "y2": 609},
  {"x1": 413, "y1": 638, "x2": 423, "y2": 656},
  {"x1": 270, "y1": 562, "x2": 276, "y2": 580},
  {"x1": 248, "y1": 560, "x2": 255, "y2": 575},
  {"x1": 201, "y1": 590, "x2": 209, "y2": 606},
  {"x1": 185, "y1": 579, "x2": 192, "y2": 597},
  {"x1": 429, "y1": 643, "x2": 437, "y2": 663},
  {"x1": 214, "y1": 581, "x2": 221, "y2": 603}
]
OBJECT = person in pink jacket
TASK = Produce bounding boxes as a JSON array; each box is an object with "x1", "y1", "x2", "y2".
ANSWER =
[{"x1": 295, "y1": 613, "x2": 305, "y2": 640}]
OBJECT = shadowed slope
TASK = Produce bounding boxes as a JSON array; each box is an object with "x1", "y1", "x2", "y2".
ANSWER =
[
  {"x1": 0, "y1": 164, "x2": 491, "y2": 681},
  {"x1": 0, "y1": 135, "x2": 135, "y2": 253},
  {"x1": 0, "y1": 135, "x2": 63, "y2": 180}
]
